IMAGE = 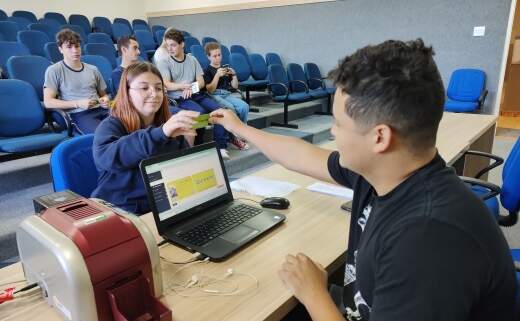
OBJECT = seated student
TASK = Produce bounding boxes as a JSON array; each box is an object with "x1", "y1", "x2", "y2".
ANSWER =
[
  {"x1": 204, "y1": 42, "x2": 250, "y2": 150},
  {"x1": 154, "y1": 29, "x2": 231, "y2": 158},
  {"x1": 152, "y1": 27, "x2": 175, "y2": 64},
  {"x1": 210, "y1": 39, "x2": 517, "y2": 321},
  {"x1": 44, "y1": 29, "x2": 109, "y2": 135},
  {"x1": 92, "y1": 62, "x2": 198, "y2": 214},
  {"x1": 112, "y1": 35, "x2": 141, "y2": 94}
]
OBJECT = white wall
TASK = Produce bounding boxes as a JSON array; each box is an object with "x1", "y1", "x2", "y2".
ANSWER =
[{"x1": 0, "y1": 0, "x2": 146, "y2": 21}]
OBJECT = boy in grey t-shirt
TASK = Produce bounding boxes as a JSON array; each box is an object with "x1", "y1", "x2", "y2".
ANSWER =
[{"x1": 43, "y1": 29, "x2": 109, "y2": 135}]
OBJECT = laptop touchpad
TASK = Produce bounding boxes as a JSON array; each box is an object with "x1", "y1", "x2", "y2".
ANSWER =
[{"x1": 220, "y1": 225, "x2": 259, "y2": 244}]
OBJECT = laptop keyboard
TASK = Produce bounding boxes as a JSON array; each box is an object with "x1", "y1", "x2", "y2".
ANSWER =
[{"x1": 176, "y1": 204, "x2": 264, "y2": 246}]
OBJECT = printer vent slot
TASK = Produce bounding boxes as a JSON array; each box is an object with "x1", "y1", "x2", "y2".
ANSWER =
[{"x1": 60, "y1": 202, "x2": 102, "y2": 220}]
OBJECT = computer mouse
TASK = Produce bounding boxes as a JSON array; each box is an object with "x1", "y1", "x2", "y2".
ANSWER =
[{"x1": 260, "y1": 197, "x2": 290, "y2": 210}]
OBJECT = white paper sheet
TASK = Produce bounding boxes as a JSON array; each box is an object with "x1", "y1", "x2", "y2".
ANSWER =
[
  {"x1": 230, "y1": 176, "x2": 300, "y2": 197},
  {"x1": 306, "y1": 182, "x2": 353, "y2": 199}
]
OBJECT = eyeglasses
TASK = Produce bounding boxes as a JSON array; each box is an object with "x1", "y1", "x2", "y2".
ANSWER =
[{"x1": 129, "y1": 86, "x2": 165, "y2": 95}]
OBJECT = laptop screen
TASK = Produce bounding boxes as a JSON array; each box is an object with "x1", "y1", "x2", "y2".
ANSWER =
[{"x1": 143, "y1": 146, "x2": 229, "y2": 222}]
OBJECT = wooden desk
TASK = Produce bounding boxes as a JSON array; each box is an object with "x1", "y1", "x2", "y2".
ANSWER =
[{"x1": 0, "y1": 112, "x2": 497, "y2": 321}]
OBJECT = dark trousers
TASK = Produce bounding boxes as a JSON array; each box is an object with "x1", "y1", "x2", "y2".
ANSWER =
[
  {"x1": 70, "y1": 108, "x2": 109, "y2": 135},
  {"x1": 175, "y1": 93, "x2": 228, "y2": 149}
]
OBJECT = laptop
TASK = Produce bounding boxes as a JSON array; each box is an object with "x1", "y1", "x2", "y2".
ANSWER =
[{"x1": 140, "y1": 142, "x2": 286, "y2": 261}]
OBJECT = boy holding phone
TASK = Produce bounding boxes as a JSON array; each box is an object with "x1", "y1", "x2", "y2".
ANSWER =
[{"x1": 204, "y1": 42, "x2": 250, "y2": 150}]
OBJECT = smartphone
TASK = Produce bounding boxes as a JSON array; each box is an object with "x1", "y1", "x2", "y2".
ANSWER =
[{"x1": 340, "y1": 200, "x2": 352, "y2": 212}]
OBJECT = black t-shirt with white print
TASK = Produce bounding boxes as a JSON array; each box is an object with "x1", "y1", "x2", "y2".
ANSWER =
[{"x1": 327, "y1": 151, "x2": 516, "y2": 321}]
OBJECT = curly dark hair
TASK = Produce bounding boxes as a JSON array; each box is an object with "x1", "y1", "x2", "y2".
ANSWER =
[
  {"x1": 164, "y1": 29, "x2": 184, "y2": 44},
  {"x1": 330, "y1": 39, "x2": 445, "y2": 152},
  {"x1": 56, "y1": 29, "x2": 81, "y2": 47}
]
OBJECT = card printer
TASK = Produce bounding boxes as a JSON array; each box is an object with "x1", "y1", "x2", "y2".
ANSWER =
[{"x1": 17, "y1": 195, "x2": 172, "y2": 321}]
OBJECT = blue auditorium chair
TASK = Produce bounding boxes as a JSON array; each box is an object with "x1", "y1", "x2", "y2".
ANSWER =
[
  {"x1": 44, "y1": 12, "x2": 67, "y2": 26},
  {"x1": 304, "y1": 62, "x2": 335, "y2": 95},
  {"x1": 0, "y1": 41, "x2": 30, "y2": 76},
  {"x1": 202, "y1": 36, "x2": 218, "y2": 46},
  {"x1": 184, "y1": 36, "x2": 201, "y2": 54},
  {"x1": 0, "y1": 21, "x2": 19, "y2": 41},
  {"x1": 92, "y1": 16, "x2": 113, "y2": 40},
  {"x1": 7, "y1": 55, "x2": 51, "y2": 101},
  {"x1": 44, "y1": 42, "x2": 63, "y2": 63},
  {"x1": 220, "y1": 45, "x2": 231, "y2": 65},
  {"x1": 190, "y1": 44, "x2": 209, "y2": 70},
  {"x1": 230, "y1": 45, "x2": 248, "y2": 62},
  {"x1": 29, "y1": 23, "x2": 59, "y2": 41},
  {"x1": 84, "y1": 43, "x2": 117, "y2": 68},
  {"x1": 12, "y1": 10, "x2": 37, "y2": 23},
  {"x1": 37, "y1": 18, "x2": 61, "y2": 30},
  {"x1": 288, "y1": 63, "x2": 330, "y2": 113},
  {"x1": 267, "y1": 64, "x2": 312, "y2": 128},
  {"x1": 87, "y1": 32, "x2": 113, "y2": 47},
  {"x1": 0, "y1": 79, "x2": 71, "y2": 162},
  {"x1": 154, "y1": 29, "x2": 166, "y2": 44},
  {"x1": 0, "y1": 9, "x2": 7, "y2": 21},
  {"x1": 151, "y1": 25, "x2": 165, "y2": 37},
  {"x1": 230, "y1": 53, "x2": 268, "y2": 104},
  {"x1": 82, "y1": 55, "x2": 114, "y2": 95},
  {"x1": 112, "y1": 22, "x2": 132, "y2": 41},
  {"x1": 69, "y1": 14, "x2": 91, "y2": 35},
  {"x1": 266, "y1": 52, "x2": 283, "y2": 67},
  {"x1": 444, "y1": 69, "x2": 487, "y2": 113},
  {"x1": 134, "y1": 30, "x2": 157, "y2": 59},
  {"x1": 132, "y1": 19, "x2": 149, "y2": 31},
  {"x1": 181, "y1": 30, "x2": 191, "y2": 37},
  {"x1": 50, "y1": 134, "x2": 98, "y2": 197},
  {"x1": 7, "y1": 16, "x2": 30, "y2": 30},
  {"x1": 114, "y1": 18, "x2": 132, "y2": 32},
  {"x1": 60, "y1": 24, "x2": 87, "y2": 44},
  {"x1": 17, "y1": 30, "x2": 50, "y2": 57}
]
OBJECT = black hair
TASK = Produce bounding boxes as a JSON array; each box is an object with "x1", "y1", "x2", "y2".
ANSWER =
[
  {"x1": 117, "y1": 35, "x2": 138, "y2": 55},
  {"x1": 330, "y1": 39, "x2": 445, "y2": 152}
]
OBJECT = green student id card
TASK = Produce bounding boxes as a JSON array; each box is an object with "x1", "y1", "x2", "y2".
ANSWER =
[{"x1": 192, "y1": 114, "x2": 210, "y2": 129}]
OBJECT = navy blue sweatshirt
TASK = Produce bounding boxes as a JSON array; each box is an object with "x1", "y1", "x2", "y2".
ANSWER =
[{"x1": 92, "y1": 116, "x2": 187, "y2": 214}]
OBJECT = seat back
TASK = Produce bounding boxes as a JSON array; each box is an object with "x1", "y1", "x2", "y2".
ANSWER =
[
  {"x1": 447, "y1": 69, "x2": 486, "y2": 102},
  {"x1": 0, "y1": 21, "x2": 20, "y2": 41},
  {"x1": 248, "y1": 53, "x2": 268, "y2": 81},
  {"x1": 17, "y1": 30, "x2": 50, "y2": 57},
  {"x1": 501, "y1": 137, "x2": 520, "y2": 214},
  {"x1": 112, "y1": 22, "x2": 132, "y2": 40},
  {"x1": 0, "y1": 79, "x2": 45, "y2": 136},
  {"x1": 151, "y1": 25, "x2": 165, "y2": 35},
  {"x1": 0, "y1": 41, "x2": 30, "y2": 73},
  {"x1": 84, "y1": 43, "x2": 117, "y2": 68},
  {"x1": 265, "y1": 52, "x2": 283, "y2": 67},
  {"x1": 190, "y1": 44, "x2": 209, "y2": 70},
  {"x1": 181, "y1": 30, "x2": 191, "y2": 37},
  {"x1": 60, "y1": 24, "x2": 87, "y2": 44},
  {"x1": 268, "y1": 64, "x2": 289, "y2": 96},
  {"x1": 44, "y1": 12, "x2": 67, "y2": 26},
  {"x1": 230, "y1": 53, "x2": 251, "y2": 82},
  {"x1": 304, "y1": 62, "x2": 323, "y2": 90},
  {"x1": 7, "y1": 16, "x2": 30, "y2": 30},
  {"x1": 29, "y1": 23, "x2": 58, "y2": 41},
  {"x1": 220, "y1": 45, "x2": 231, "y2": 65},
  {"x1": 287, "y1": 63, "x2": 308, "y2": 93},
  {"x1": 50, "y1": 134, "x2": 99, "y2": 197},
  {"x1": 154, "y1": 29, "x2": 166, "y2": 44},
  {"x1": 69, "y1": 14, "x2": 91, "y2": 35},
  {"x1": 7, "y1": 55, "x2": 51, "y2": 101},
  {"x1": 134, "y1": 30, "x2": 157, "y2": 51},
  {"x1": 87, "y1": 32, "x2": 113, "y2": 47},
  {"x1": 230, "y1": 45, "x2": 248, "y2": 59},
  {"x1": 92, "y1": 17, "x2": 113, "y2": 38},
  {"x1": 202, "y1": 36, "x2": 218, "y2": 46},
  {"x1": 82, "y1": 55, "x2": 113, "y2": 94},
  {"x1": 44, "y1": 42, "x2": 63, "y2": 63},
  {"x1": 184, "y1": 36, "x2": 201, "y2": 54},
  {"x1": 38, "y1": 18, "x2": 61, "y2": 30},
  {"x1": 132, "y1": 19, "x2": 149, "y2": 30},
  {"x1": 12, "y1": 10, "x2": 37, "y2": 23},
  {"x1": 114, "y1": 18, "x2": 132, "y2": 31},
  {"x1": 0, "y1": 9, "x2": 7, "y2": 21}
]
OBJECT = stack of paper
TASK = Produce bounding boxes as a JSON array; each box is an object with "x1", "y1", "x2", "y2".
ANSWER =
[
  {"x1": 230, "y1": 176, "x2": 300, "y2": 197},
  {"x1": 306, "y1": 182, "x2": 353, "y2": 199}
]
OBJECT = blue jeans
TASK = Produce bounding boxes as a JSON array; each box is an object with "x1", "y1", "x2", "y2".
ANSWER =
[
  {"x1": 211, "y1": 89, "x2": 249, "y2": 123},
  {"x1": 175, "y1": 93, "x2": 228, "y2": 149},
  {"x1": 70, "y1": 107, "x2": 109, "y2": 135}
]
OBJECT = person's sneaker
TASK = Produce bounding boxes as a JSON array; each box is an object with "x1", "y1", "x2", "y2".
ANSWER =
[
  {"x1": 230, "y1": 136, "x2": 250, "y2": 150},
  {"x1": 220, "y1": 149, "x2": 230, "y2": 159}
]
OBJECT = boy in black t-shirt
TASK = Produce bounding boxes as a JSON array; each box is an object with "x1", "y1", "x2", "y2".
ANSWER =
[{"x1": 208, "y1": 39, "x2": 517, "y2": 321}]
